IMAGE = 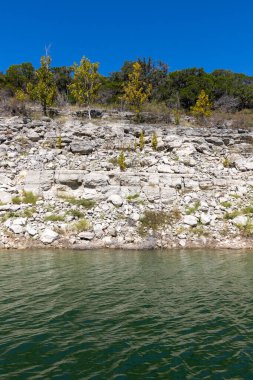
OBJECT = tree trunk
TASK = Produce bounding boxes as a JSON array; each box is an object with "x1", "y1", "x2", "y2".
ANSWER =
[
  {"x1": 42, "y1": 102, "x2": 47, "y2": 116},
  {"x1": 88, "y1": 105, "x2": 91, "y2": 120}
]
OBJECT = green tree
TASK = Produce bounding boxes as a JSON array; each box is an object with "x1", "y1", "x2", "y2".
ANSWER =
[
  {"x1": 191, "y1": 90, "x2": 212, "y2": 119},
  {"x1": 122, "y1": 62, "x2": 152, "y2": 114},
  {"x1": 68, "y1": 57, "x2": 101, "y2": 119},
  {"x1": 27, "y1": 56, "x2": 57, "y2": 115},
  {"x1": 5, "y1": 63, "x2": 35, "y2": 92}
]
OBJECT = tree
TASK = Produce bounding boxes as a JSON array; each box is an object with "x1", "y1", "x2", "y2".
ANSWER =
[
  {"x1": 191, "y1": 90, "x2": 212, "y2": 120},
  {"x1": 122, "y1": 62, "x2": 152, "y2": 114},
  {"x1": 27, "y1": 55, "x2": 57, "y2": 115},
  {"x1": 68, "y1": 57, "x2": 101, "y2": 119},
  {"x1": 5, "y1": 63, "x2": 35, "y2": 92}
]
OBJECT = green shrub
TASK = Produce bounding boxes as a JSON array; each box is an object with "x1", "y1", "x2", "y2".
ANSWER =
[
  {"x1": 236, "y1": 218, "x2": 253, "y2": 237},
  {"x1": 59, "y1": 195, "x2": 96, "y2": 209},
  {"x1": 151, "y1": 132, "x2": 158, "y2": 151},
  {"x1": 12, "y1": 196, "x2": 22, "y2": 204},
  {"x1": 220, "y1": 201, "x2": 232, "y2": 208},
  {"x1": 72, "y1": 218, "x2": 90, "y2": 232},
  {"x1": 186, "y1": 201, "x2": 200, "y2": 215},
  {"x1": 66, "y1": 209, "x2": 85, "y2": 219},
  {"x1": 12, "y1": 191, "x2": 39, "y2": 205},
  {"x1": 44, "y1": 214, "x2": 65, "y2": 222},
  {"x1": 139, "y1": 210, "x2": 170, "y2": 235},
  {"x1": 117, "y1": 151, "x2": 127, "y2": 171},
  {"x1": 223, "y1": 158, "x2": 232, "y2": 168}
]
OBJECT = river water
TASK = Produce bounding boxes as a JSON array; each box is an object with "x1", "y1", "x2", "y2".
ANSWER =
[{"x1": 1, "y1": 249, "x2": 253, "y2": 379}]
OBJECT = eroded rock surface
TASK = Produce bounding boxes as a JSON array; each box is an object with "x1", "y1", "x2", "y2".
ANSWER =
[{"x1": 0, "y1": 113, "x2": 253, "y2": 249}]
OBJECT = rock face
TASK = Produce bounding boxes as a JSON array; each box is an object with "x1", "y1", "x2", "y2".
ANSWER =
[{"x1": 0, "y1": 112, "x2": 253, "y2": 249}]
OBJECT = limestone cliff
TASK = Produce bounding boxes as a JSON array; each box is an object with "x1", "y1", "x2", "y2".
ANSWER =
[{"x1": 0, "y1": 112, "x2": 253, "y2": 250}]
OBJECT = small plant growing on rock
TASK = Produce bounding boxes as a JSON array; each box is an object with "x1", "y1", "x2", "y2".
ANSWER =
[
  {"x1": 235, "y1": 218, "x2": 253, "y2": 237},
  {"x1": 138, "y1": 210, "x2": 170, "y2": 236},
  {"x1": 186, "y1": 201, "x2": 200, "y2": 215},
  {"x1": 151, "y1": 132, "x2": 158, "y2": 151},
  {"x1": 66, "y1": 209, "x2": 85, "y2": 219},
  {"x1": 12, "y1": 191, "x2": 39, "y2": 205},
  {"x1": 59, "y1": 195, "x2": 96, "y2": 209},
  {"x1": 139, "y1": 130, "x2": 145, "y2": 151},
  {"x1": 56, "y1": 135, "x2": 62, "y2": 149},
  {"x1": 118, "y1": 151, "x2": 127, "y2": 171},
  {"x1": 220, "y1": 201, "x2": 232, "y2": 208},
  {"x1": 44, "y1": 214, "x2": 65, "y2": 222},
  {"x1": 73, "y1": 218, "x2": 90, "y2": 232},
  {"x1": 223, "y1": 157, "x2": 233, "y2": 168}
]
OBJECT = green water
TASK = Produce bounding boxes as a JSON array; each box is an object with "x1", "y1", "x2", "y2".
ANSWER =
[{"x1": 1, "y1": 249, "x2": 253, "y2": 379}]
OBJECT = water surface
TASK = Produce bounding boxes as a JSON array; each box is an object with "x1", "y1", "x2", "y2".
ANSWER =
[{"x1": 1, "y1": 249, "x2": 253, "y2": 379}]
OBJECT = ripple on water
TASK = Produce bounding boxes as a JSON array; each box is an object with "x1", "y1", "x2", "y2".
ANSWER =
[{"x1": 1, "y1": 249, "x2": 253, "y2": 379}]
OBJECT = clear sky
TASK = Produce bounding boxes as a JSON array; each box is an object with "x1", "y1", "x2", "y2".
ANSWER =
[{"x1": 1, "y1": 0, "x2": 253, "y2": 76}]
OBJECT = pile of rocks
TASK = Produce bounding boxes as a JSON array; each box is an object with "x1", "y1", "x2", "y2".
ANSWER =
[{"x1": 0, "y1": 112, "x2": 253, "y2": 249}]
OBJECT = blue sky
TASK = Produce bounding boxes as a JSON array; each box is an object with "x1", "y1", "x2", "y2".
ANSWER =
[{"x1": 1, "y1": 0, "x2": 253, "y2": 76}]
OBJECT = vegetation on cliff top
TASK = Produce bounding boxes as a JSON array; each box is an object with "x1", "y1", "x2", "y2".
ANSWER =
[{"x1": 1, "y1": 54, "x2": 253, "y2": 122}]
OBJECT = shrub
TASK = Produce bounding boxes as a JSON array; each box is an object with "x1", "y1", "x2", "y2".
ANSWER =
[
  {"x1": 186, "y1": 201, "x2": 200, "y2": 215},
  {"x1": 66, "y1": 209, "x2": 85, "y2": 219},
  {"x1": 139, "y1": 210, "x2": 170, "y2": 235},
  {"x1": 59, "y1": 195, "x2": 96, "y2": 209},
  {"x1": 151, "y1": 132, "x2": 158, "y2": 151},
  {"x1": 44, "y1": 214, "x2": 65, "y2": 222},
  {"x1": 22, "y1": 191, "x2": 39, "y2": 205},
  {"x1": 190, "y1": 90, "x2": 212, "y2": 120},
  {"x1": 220, "y1": 201, "x2": 232, "y2": 208},
  {"x1": 72, "y1": 218, "x2": 90, "y2": 232},
  {"x1": 236, "y1": 218, "x2": 253, "y2": 237},
  {"x1": 117, "y1": 151, "x2": 127, "y2": 171}
]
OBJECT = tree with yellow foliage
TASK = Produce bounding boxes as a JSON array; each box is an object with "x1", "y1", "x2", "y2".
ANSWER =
[
  {"x1": 68, "y1": 57, "x2": 101, "y2": 120},
  {"x1": 27, "y1": 55, "x2": 57, "y2": 115},
  {"x1": 191, "y1": 90, "x2": 212, "y2": 120},
  {"x1": 122, "y1": 62, "x2": 152, "y2": 115}
]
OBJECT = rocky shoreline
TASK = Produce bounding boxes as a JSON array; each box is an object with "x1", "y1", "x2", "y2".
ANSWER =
[{"x1": 0, "y1": 110, "x2": 253, "y2": 250}]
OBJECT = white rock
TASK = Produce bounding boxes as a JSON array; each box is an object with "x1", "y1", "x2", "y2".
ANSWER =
[
  {"x1": 200, "y1": 213, "x2": 212, "y2": 225},
  {"x1": 10, "y1": 224, "x2": 23, "y2": 234},
  {"x1": 26, "y1": 224, "x2": 37, "y2": 236},
  {"x1": 78, "y1": 231, "x2": 94, "y2": 240},
  {"x1": 183, "y1": 215, "x2": 198, "y2": 226},
  {"x1": 131, "y1": 213, "x2": 140, "y2": 221},
  {"x1": 0, "y1": 191, "x2": 12, "y2": 204},
  {"x1": 109, "y1": 194, "x2": 123, "y2": 206},
  {"x1": 157, "y1": 164, "x2": 173, "y2": 173},
  {"x1": 12, "y1": 217, "x2": 27, "y2": 226},
  {"x1": 40, "y1": 229, "x2": 59, "y2": 244},
  {"x1": 232, "y1": 215, "x2": 248, "y2": 226},
  {"x1": 93, "y1": 224, "x2": 103, "y2": 237}
]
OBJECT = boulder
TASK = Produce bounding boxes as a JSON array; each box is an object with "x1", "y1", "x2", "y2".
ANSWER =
[
  {"x1": 232, "y1": 215, "x2": 248, "y2": 226},
  {"x1": 83, "y1": 173, "x2": 109, "y2": 188},
  {"x1": 183, "y1": 215, "x2": 198, "y2": 226},
  {"x1": 9, "y1": 224, "x2": 23, "y2": 234},
  {"x1": 70, "y1": 141, "x2": 94, "y2": 155},
  {"x1": 40, "y1": 229, "x2": 59, "y2": 244},
  {"x1": 55, "y1": 170, "x2": 83, "y2": 188},
  {"x1": 0, "y1": 191, "x2": 12, "y2": 204},
  {"x1": 108, "y1": 194, "x2": 123, "y2": 206},
  {"x1": 78, "y1": 231, "x2": 95, "y2": 240}
]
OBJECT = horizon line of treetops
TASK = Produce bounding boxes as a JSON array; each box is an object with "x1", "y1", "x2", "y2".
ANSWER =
[{"x1": 1, "y1": 55, "x2": 253, "y2": 117}]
